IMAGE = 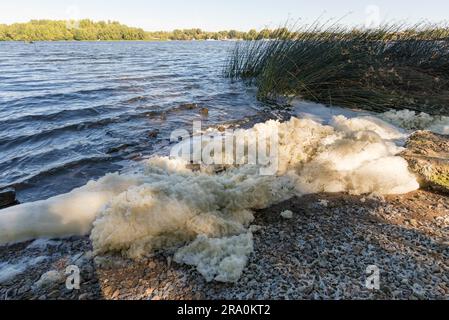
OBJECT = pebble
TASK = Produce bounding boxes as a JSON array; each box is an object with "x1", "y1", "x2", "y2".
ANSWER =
[
  {"x1": 280, "y1": 210, "x2": 294, "y2": 219},
  {"x1": 409, "y1": 219, "x2": 419, "y2": 227},
  {"x1": 112, "y1": 289, "x2": 120, "y2": 299},
  {"x1": 103, "y1": 286, "x2": 113, "y2": 296},
  {"x1": 78, "y1": 293, "x2": 90, "y2": 300}
]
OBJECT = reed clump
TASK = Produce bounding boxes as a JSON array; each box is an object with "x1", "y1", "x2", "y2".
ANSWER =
[{"x1": 225, "y1": 23, "x2": 449, "y2": 115}]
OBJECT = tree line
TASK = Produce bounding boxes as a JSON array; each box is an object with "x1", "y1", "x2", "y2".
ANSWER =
[{"x1": 0, "y1": 20, "x2": 286, "y2": 41}]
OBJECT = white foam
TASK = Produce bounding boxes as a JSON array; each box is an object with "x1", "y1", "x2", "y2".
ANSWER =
[
  {"x1": 292, "y1": 101, "x2": 449, "y2": 136},
  {"x1": 174, "y1": 233, "x2": 254, "y2": 283},
  {"x1": 0, "y1": 173, "x2": 144, "y2": 245},
  {"x1": 380, "y1": 109, "x2": 449, "y2": 135},
  {"x1": 0, "y1": 114, "x2": 420, "y2": 282}
]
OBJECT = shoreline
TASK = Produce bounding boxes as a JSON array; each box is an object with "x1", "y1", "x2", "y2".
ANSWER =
[
  {"x1": 0, "y1": 102, "x2": 448, "y2": 300},
  {"x1": 1, "y1": 190, "x2": 447, "y2": 300},
  {"x1": 0, "y1": 39, "x2": 240, "y2": 42}
]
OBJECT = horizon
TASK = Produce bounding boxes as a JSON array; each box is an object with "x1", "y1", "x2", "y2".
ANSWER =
[{"x1": 1, "y1": 0, "x2": 449, "y2": 32}]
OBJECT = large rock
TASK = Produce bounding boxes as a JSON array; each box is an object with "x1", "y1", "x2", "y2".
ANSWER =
[
  {"x1": 401, "y1": 131, "x2": 449, "y2": 194},
  {"x1": 0, "y1": 187, "x2": 18, "y2": 209}
]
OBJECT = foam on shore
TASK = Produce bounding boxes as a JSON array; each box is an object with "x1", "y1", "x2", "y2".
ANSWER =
[{"x1": 0, "y1": 114, "x2": 420, "y2": 282}]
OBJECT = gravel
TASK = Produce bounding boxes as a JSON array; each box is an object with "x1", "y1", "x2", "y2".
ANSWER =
[{"x1": 0, "y1": 190, "x2": 447, "y2": 300}]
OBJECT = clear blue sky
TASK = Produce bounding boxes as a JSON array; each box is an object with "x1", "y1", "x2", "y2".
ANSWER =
[{"x1": 1, "y1": 0, "x2": 448, "y2": 31}]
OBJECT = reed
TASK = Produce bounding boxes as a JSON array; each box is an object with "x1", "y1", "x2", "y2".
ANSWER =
[{"x1": 225, "y1": 22, "x2": 449, "y2": 115}]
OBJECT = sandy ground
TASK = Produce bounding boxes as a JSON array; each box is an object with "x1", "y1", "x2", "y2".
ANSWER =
[{"x1": 0, "y1": 189, "x2": 447, "y2": 300}]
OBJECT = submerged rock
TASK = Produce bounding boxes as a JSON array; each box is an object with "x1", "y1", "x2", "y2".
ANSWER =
[
  {"x1": 402, "y1": 131, "x2": 449, "y2": 193},
  {"x1": 0, "y1": 187, "x2": 18, "y2": 209}
]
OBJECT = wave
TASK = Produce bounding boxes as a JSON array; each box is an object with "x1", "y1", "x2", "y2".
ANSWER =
[
  {"x1": 0, "y1": 117, "x2": 123, "y2": 148},
  {"x1": 1, "y1": 85, "x2": 139, "y2": 106},
  {"x1": 0, "y1": 155, "x2": 113, "y2": 190},
  {"x1": 0, "y1": 105, "x2": 111, "y2": 126}
]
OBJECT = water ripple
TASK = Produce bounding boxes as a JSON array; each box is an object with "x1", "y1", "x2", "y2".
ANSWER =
[{"x1": 0, "y1": 41, "x2": 264, "y2": 202}]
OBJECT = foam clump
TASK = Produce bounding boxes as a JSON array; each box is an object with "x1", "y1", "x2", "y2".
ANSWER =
[
  {"x1": 174, "y1": 233, "x2": 253, "y2": 283},
  {"x1": 0, "y1": 114, "x2": 421, "y2": 282}
]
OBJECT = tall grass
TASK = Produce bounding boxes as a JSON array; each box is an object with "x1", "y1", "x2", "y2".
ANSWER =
[{"x1": 225, "y1": 22, "x2": 449, "y2": 115}]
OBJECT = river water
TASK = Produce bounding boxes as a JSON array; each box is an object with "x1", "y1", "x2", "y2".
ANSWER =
[{"x1": 0, "y1": 41, "x2": 266, "y2": 202}]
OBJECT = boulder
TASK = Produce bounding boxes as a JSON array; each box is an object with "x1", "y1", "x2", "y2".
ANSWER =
[{"x1": 401, "y1": 131, "x2": 449, "y2": 194}]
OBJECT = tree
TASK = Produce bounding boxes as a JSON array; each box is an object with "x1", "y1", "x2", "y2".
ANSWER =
[{"x1": 246, "y1": 29, "x2": 258, "y2": 40}]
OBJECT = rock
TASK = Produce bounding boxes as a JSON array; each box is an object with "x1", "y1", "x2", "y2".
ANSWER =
[
  {"x1": 178, "y1": 103, "x2": 198, "y2": 110},
  {"x1": 200, "y1": 108, "x2": 209, "y2": 117},
  {"x1": 318, "y1": 199, "x2": 329, "y2": 207},
  {"x1": 107, "y1": 144, "x2": 131, "y2": 154},
  {"x1": 409, "y1": 219, "x2": 419, "y2": 227},
  {"x1": 412, "y1": 284, "x2": 425, "y2": 298},
  {"x1": 48, "y1": 290, "x2": 60, "y2": 299},
  {"x1": 249, "y1": 225, "x2": 263, "y2": 233},
  {"x1": 103, "y1": 285, "x2": 113, "y2": 296},
  {"x1": 33, "y1": 270, "x2": 64, "y2": 290},
  {"x1": 70, "y1": 252, "x2": 85, "y2": 266},
  {"x1": 78, "y1": 293, "x2": 90, "y2": 300},
  {"x1": 145, "y1": 288, "x2": 154, "y2": 296},
  {"x1": 167, "y1": 257, "x2": 172, "y2": 268},
  {"x1": 17, "y1": 284, "x2": 31, "y2": 296},
  {"x1": 148, "y1": 129, "x2": 160, "y2": 138},
  {"x1": 402, "y1": 131, "x2": 449, "y2": 193},
  {"x1": 280, "y1": 210, "x2": 294, "y2": 219},
  {"x1": 112, "y1": 289, "x2": 120, "y2": 299},
  {"x1": 0, "y1": 187, "x2": 18, "y2": 209}
]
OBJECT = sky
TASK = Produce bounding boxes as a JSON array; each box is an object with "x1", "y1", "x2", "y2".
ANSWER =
[{"x1": 1, "y1": 0, "x2": 448, "y2": 31}]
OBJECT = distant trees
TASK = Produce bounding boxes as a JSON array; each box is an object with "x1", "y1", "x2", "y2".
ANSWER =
[
  {"x1": 0, "y1": 20, "x2": 146, "y2": 41},
  {"x1": 0, "y1": 19, "x2": 298, "y2": 41}
]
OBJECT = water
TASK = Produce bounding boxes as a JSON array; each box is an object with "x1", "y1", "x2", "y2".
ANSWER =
[{"x1": 0, "y1": 41, "x2": 265, "y2": 202}]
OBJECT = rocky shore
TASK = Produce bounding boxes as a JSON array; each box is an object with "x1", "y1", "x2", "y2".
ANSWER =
[
  {"x1": 0, "y1": 131, "x2": 448, "y2": 300},
  {"x1": 0, "y1": 189, "x2": 447, "y2": 300}
]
